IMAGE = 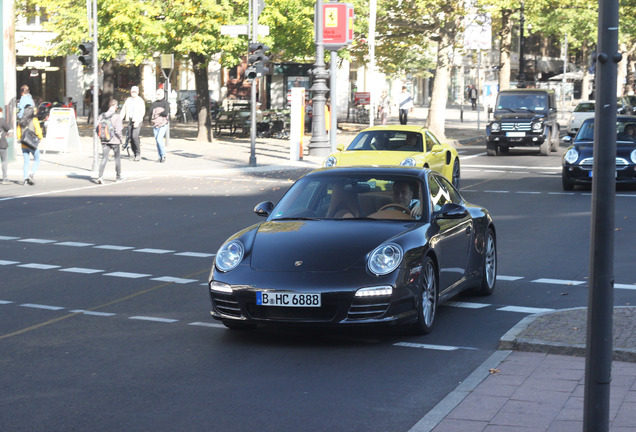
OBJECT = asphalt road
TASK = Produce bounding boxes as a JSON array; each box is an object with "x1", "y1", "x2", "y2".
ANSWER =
[{"x1": 1, "y1": 145, "x2": 636, "y2": 432}]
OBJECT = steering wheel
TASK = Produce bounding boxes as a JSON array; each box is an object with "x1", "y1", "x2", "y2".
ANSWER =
[{"x1": 378, "y1": 203, "x2": 410, "y2": 213}]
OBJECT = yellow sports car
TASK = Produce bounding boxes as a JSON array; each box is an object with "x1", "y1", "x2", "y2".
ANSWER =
[{"x1": 323, "y1": 125, "x2": 461, "y2": 188}]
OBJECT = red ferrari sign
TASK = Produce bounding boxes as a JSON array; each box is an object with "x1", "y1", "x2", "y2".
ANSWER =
[{"x1": 322, "y1": 2, "x2": 354, "y2": 51}]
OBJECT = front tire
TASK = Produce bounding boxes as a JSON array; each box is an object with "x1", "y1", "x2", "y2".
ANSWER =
[
  {"x1": 412, "y1": 257, "x2": 438, "y2": 335},
  {"x1": 562, "y1": 172, "x2": 575, "y2": 191},
  {"x1": 486, "y1": 141, "x2": 499, "y2": 156},
  {"x1": 475, "y1": 228, "x2": 497, "y2": 296},
  {"x1": 550, "y1": 125, "x2": 560, "y2": 152}
]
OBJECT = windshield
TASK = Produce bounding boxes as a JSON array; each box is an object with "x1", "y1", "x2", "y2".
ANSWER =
[
  {"x1": 271, "y1": 173, "x2": 426, "y2": 221},
  {"x1": 496, "y1": 93, "x2": 548, "y2": 112},
  {"x1": 574, "y1": 102, "x2": 595, "y2": 113},
  {"x1": 346, "y1": 130, "x2": 423, "y2": 152},
  {"x1": 576, "y1": 119, "x2": 636, "y2": 143}
]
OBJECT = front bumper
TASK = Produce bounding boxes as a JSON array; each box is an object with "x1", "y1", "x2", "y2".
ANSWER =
[
  {"x1": 487, "y1": 132, "x2": 546, "y2": 147},
  {"x1": 562, "y1": 164, "x2": 636, "y2": 185},
  {"x1": 208, "y1": 269, "x2": 419, "y2": 327}
]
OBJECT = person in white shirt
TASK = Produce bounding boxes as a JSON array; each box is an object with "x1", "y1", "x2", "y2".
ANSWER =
[
  {"x1": 120, "y1": 86, "x2": 146, "y2": 161},
  {"x1": 397, "y1": 86, "x2": 414, "y2": 125}
]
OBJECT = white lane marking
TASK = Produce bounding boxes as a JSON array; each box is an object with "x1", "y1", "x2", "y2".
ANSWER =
[
  {"x1": 129, "y1": 316, "x2": 179, "y2": 323},
  {"x1": 174, "y1": 252, "x2": 215, "y2": 258},
  {"x1": 0, "y1": 236, "x2": 19, "y2": 240},
  {"x1": 20, "y1": 303, "x2": 65, "y2": 311},
  {"x1": 616, "y1": 284, "x2": 636, "y2": 290},
  {"x1": 0, "y1": 260, "x2": 19, "y2": 265},
  {"x1": 70, "y1": 310, "x2": 117, "y2": 317},
  {"x1": 150, "y1": 276, "x2": 198, "y2": 284},
  {"x1": 497, "y1": 306, "x2": 555, "y2": 314},
  {"x1": 446, "y1": 301, "x2": 490, "y2": 309},
  {"x1": 484, "y1": 190, "x2": 509, "y2": 193},
  {"x1": 133, "y1": 248, "x2": 176, "y2": 254},
  {"x1": 532, "y1": 278, "x2": 585, "y2": 286},
  {"x1": 0, "y1": 178, "x2": 148, "y2": 202},
  {"x1": 549, "y1": 192, "x2": 576, "y2": 195},
  {"x1": 497, "y1": 275, "x2": 524, "y2": 281},
  {"x1": 59, "y1": 267, "x2": 104, "y2": 274},
  {"x1": 188, "y1": 321, "x2": 226, "y2": 329},
  {"x1": 457, "y1": 152, "x2": 487, "y2": 159},
  {"x1": 394, "y1": 342, "x2": 473, "y2": 351},
  {"x1": 462, "y1": 164, "x2": 561, "y2": 171},
  {"x1": 18, "y1": 263, "x2": 61, "y2": 270},
  {"x1": 103, "y1": 271, "x2": 152, "y2": 279},
  {"x1": 55, "y1": 242, "x2": 94, "y2": 247},
  {"x1": 0, "y1": 300, "x2": 14, "y2": 304},
  {"x1": 93, "y1": 245, "x2": 135, "y2": 251},
  {"x1": 516, "y1": 191, "x2": 541, "y2": 194},
  {"x1": 18, "y1": 238, "x2": 56, "y2": 244}
]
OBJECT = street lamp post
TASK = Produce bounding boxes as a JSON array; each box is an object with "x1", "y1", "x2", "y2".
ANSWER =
[
  {"x1": 308, "y1": 0, "x2": 330, "y2": 157},
  {"x1": 517, "y1": 0, "x2": 526, "y2": 86}
]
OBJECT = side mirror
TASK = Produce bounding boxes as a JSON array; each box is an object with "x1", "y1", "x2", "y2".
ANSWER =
[
  {"x1": 562, "y1": 135, "x2": 572, "y2": 144},
  {"x1": 336, "y1": 144, "x2": 345, "y2": 151},
  {"x1": 433, "y1": 203, "x2": 468, "y2": 221},
  {"x1": 254, "y1": 201, "x2": 274, "y2": 217},
  {"x1": 430, "y1": 144, "x2": 443, "y2": 153}
]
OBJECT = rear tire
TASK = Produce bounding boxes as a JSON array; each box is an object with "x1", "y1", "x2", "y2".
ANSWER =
[
  {"x1": 451, "y1": 159, "x2": 460, "y2": 189},
  {"x1": 411, "y1": 257, "x2": 438, "y2": 335}
]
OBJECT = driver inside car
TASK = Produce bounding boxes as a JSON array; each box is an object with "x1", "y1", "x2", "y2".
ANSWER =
[{"x1": 392, "y1": 181, "x2": 422, "y2": 218}]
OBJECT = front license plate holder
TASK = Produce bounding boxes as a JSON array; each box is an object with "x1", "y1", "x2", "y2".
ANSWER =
[{"x1": 256, "y1": 291, "x2": 321, "y2": 307}]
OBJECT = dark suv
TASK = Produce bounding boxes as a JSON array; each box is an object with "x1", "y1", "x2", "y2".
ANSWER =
[{"x1": 486, "y1": 89, "x2": 560, "y2": 156}]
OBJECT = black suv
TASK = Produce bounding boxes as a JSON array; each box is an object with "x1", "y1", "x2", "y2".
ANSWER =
[{"x1": 486, "y1": 89, "x2": 560, "y2": 156}]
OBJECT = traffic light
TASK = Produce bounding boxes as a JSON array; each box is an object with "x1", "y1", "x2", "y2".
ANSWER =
[
  {"x1": 245, "y1": 43, "x2": 270, "y2": 82},
  {"x1": 78, "y1": 42, "x2": 93, "y2": 66}
]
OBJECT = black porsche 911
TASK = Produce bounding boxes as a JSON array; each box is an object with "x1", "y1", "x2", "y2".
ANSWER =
[
  {"x1": 562, "y1": 116, "x2": 636, "y2": 190},
  {"x1": 208, "y1": 167, "x2": 497, "y2": 334}
]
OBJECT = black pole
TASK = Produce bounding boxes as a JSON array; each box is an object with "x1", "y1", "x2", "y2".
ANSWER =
[{"x1": 583, "y1": 0, "x2": 619, "y2": 429}]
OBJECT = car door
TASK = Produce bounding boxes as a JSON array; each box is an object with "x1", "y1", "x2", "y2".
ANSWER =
[{"x1": 428, "y1": 174, "x2": 472, "y2": 292}]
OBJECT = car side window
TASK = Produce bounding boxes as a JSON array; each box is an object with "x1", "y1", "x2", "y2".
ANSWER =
[
  {"x1": 428, "y1": 175, "x2": 460, "y2": 212},
  {"x1": 435, "y1": 175, "x2": 462, "y2": 204},
  {"x1": 425, "y1": 132, "x2": 439, "y2": 152}
]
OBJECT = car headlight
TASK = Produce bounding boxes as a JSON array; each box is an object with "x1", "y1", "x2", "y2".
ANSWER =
[
  {"x1": 323, "y1": 156, "x2": 337, "y2": 167},
  {"x1": 532, "y1": 122, "x2": 543, "y2": 132},
  {"x1": 400, "y1": 157, "x2": 417, "y2": 166},
  {"x1": 631, "y1": 148, "x2": 636, "y2": 163},
  {"x1": 490, "y1": 122, "x2": 500, "y2": 132},
  {"x1": 564, "y1": 148, "x2": 579, "y2": 164},
  {"x1": 215, "y1": 240, "x2": 244, "y2": 272},
  {"x1": 368, "y1": 243, "x2": 403, "y2": 276}
]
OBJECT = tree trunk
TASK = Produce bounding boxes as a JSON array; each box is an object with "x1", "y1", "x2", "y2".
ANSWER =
[
  {"x1": 101, "y1": 60, "x2": 115, "y2": 113},
  {"x1": 498, "y1": 10, "x2": 512, "y2": 91},
  {"x1": 426, "y1": 30, "x2": 453, "y2": 140},
  {"x1": 189, "y1": 52, "x2": 212, "y2": 142}
]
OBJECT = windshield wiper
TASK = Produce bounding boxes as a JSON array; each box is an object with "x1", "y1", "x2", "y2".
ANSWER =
[{"x1": 273, "y1": 216, "x2": 320, "y2": 221}]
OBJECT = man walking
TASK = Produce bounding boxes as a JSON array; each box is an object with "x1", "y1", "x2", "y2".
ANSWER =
[
  {"x1": 120, "y1": 86, "x2": 145, "y2": 161},
  {"x1": 95, "y1": 99, "x2": 125, "y2": 183},
  {"x1": 397, "y1": 86, "x2": 414, "y2": 125},
  {"x1": 150, "y1": 88, "x2": 170, "y2": 163}
]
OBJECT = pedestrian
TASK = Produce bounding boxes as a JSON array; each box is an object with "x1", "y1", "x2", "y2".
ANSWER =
[
  {"x1": 397, "y1": 86, "x2": 414, "y2": 125},
  {"x1": 17, "y1": 85, "x2": 35, "y2": 119},
  {"x1": 95, "y1": 99, "x2": 125, "y2": 184},
  {"x1": 16, "y1": 105, "x2": 43, "y2": 186},
  {"x1": 0, "y1": 107, "x2": 12, "y2": 184},
  {"x1": 120, "y1": 85, "x2": 145, "y2": 161},
  {"x1": 378, "y1": 89, "x2": 391, "y2": 125},
  {"x1": 470, "y1": 84, "x2": 478, "y2": 110},
  {"x1": 150, "y1": 88, "x2": 170, "y2": 163},
  {"x1": 84, "y1": 85, "x2": 95, "y2": 123}
]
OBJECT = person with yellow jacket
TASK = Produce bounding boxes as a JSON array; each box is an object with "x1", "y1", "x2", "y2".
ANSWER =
[{"x1": 17, "y1": 105, "x2": 43, "y2": 185}]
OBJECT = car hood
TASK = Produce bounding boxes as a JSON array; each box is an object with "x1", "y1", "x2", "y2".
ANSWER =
[
  {"x1": 335, "y1": 151, "x2": 420, "y2": 166},
  {"x1": 572, "y1": 141, "x2": 636, "y2": 153},
  {"x1": 250, "y1": 220, "x2": 411, "y2": 272}
]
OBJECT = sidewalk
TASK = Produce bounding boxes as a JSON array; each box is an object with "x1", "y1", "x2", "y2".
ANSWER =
[
  {"x1": 2, "y1": 105, "x2": 486, "y2": 183},
  {"x1": 6, "y1": 106, "x2": 633, "y2": 431}
]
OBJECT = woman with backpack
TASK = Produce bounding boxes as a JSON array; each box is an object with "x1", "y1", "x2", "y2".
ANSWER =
[
  {"x1": 16, "y1": 105, "x2": 43, "y2": 186},
  {"x1": 95, "y1": 99, "x2": 124, "y2": 184}
]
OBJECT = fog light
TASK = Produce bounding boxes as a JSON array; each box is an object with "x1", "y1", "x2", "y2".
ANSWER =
[
  {"x1": 355, "y1": 286, "x2": 393, "y2": 297},
  {"x1": 210, "y1": 281, "x2": 233, "y2": 293}
]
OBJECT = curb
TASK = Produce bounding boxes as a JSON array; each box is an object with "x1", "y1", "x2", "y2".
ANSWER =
[{"x1": 499, "y1": 306, "x2": 636, "y2": 363}]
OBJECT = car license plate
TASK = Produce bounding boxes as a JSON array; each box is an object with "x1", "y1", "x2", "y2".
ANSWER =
[
  {"x1": 256, "y1": 292, "x2": 321, "y2": 307},
  {"x1": 588, "y1": 171, "x2": 617, "y2": 178},
  {"x1": 506, "y1": 131, "x2": 526, "y2": 137}
]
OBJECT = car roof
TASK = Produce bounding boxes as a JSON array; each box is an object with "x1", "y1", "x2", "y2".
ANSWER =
[
  {"x1": 498, "y1": 89, "x2": 555, "y2": 95},
  {"x1": 358, "y1": 125, "x2": 429, "y2": 134},
  {"x1": 306, "y1": 166, "x2": 431, "y2": 179},
  {"x1": 581, "y1": 115, "x2": 636, "y2": 125}
]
